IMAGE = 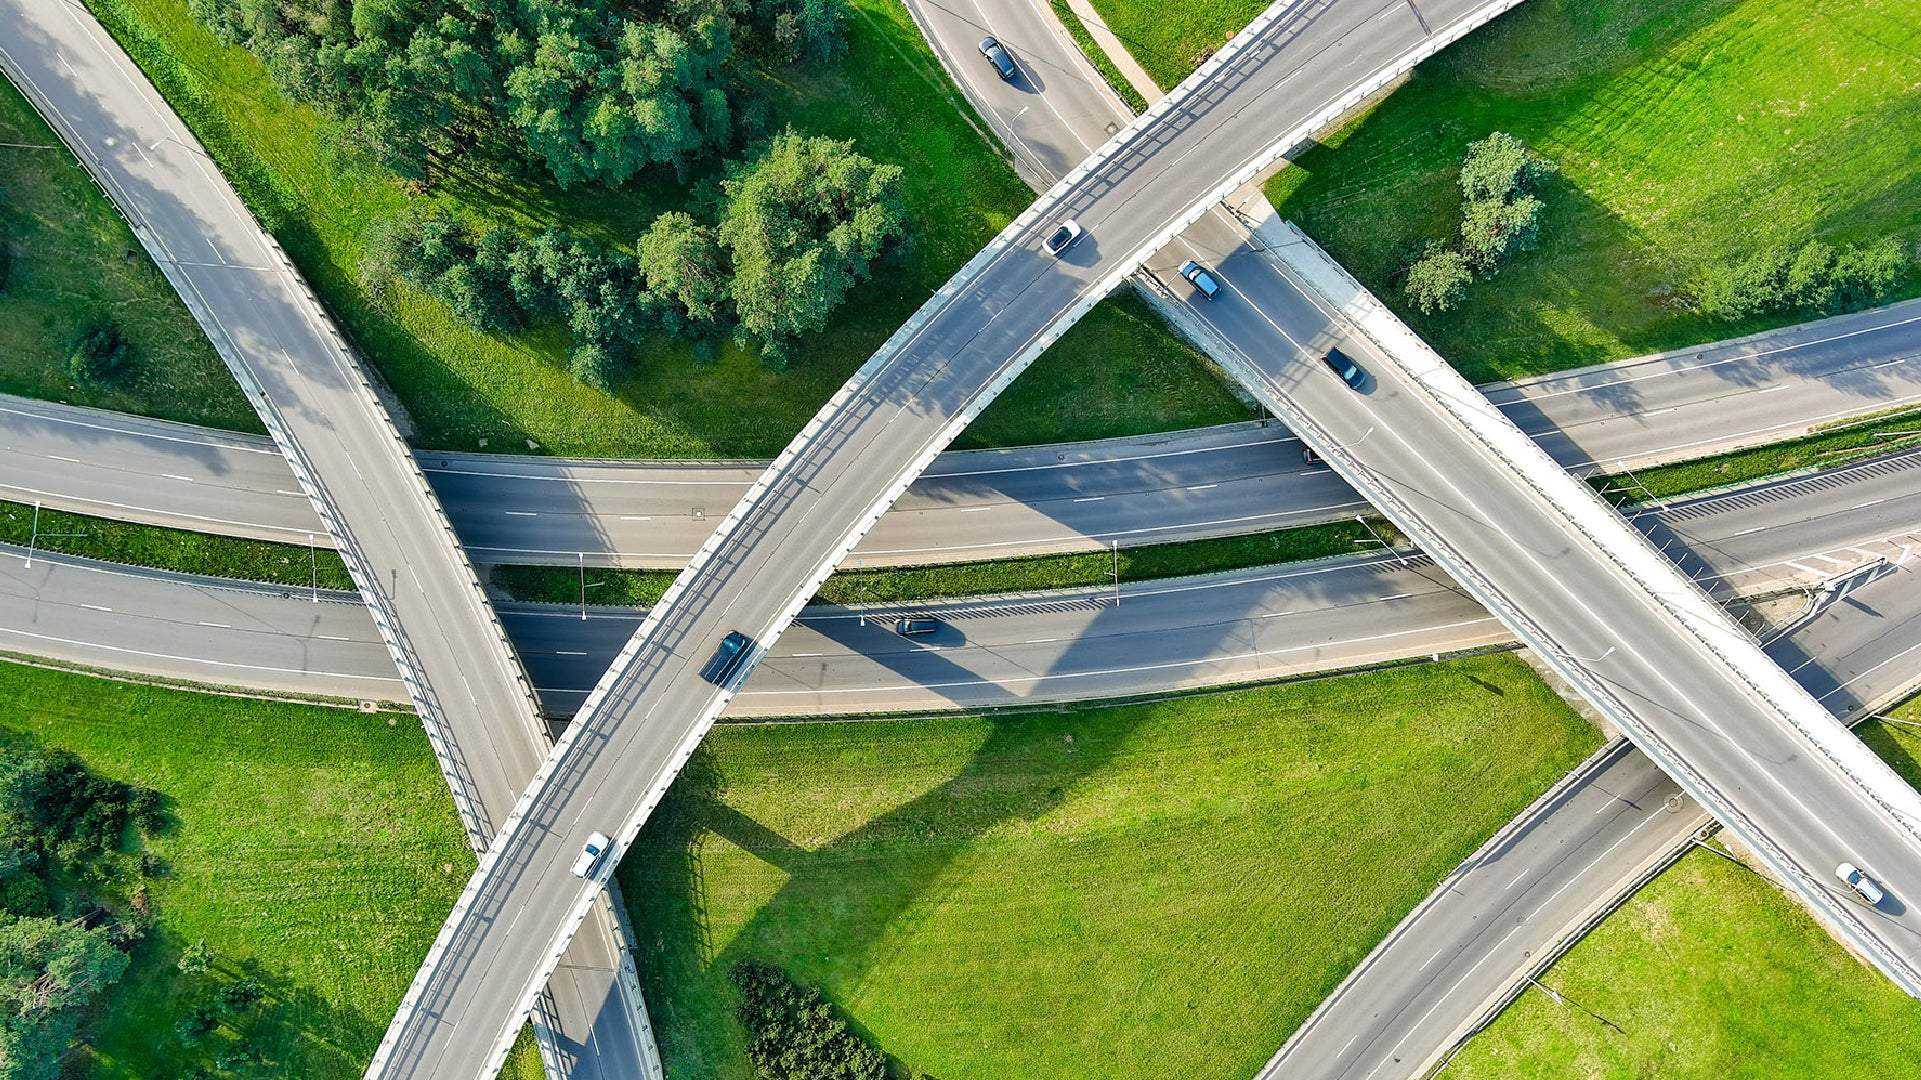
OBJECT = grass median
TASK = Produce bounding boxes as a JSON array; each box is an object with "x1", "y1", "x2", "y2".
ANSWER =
[
  {"x1": 0, "y1": 498, "x2": 354, "y2": 590},
  {"x1": 0, "y1": 657, "x2": 503, "y2": 1077},
  {"x1": 1265, "y1": 0, "x2": 1921, "y2": 383},
  {"x1": 85, "y1": 0, "x2": 1251, "y2": 459},
  {"x1": 0, "y1": 71, "x2": 258, "y2": 433},
  {"x1": 622, "y1": 652, "x2": 1601, "y2": 1079},
  {"x1": 490, "y1": 517, "x2": 1395, "y2": 608},
  {"x1": 1594, "y1": 405, "x2": 1921, "y2": 504}
]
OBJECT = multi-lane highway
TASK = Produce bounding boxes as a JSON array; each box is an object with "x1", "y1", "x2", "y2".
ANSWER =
[
  {"x1": 7, "y1": 297, "x2": 1919, "y2": 568},
  {"x1": 0, "y1": 7, "x2": 660, "y2": 1077}
]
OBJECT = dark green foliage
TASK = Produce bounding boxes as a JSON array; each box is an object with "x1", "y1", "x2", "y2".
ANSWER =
[
  {"x1": 1405, "y1": 244, "x2": 1472, "y2": 315},
  {"x1": 213, "y1": 979, "x2": 265, "y2": 1014},
  {"x1": 0, "y1": 241, "x2": 11, "y2": 295},
  {"x1": 719, "y1": 129, "x2": 907, "y2": 359},
  {"x1": 1695, "y1": 238, "x2": 1909, "y2": 321},
  {"x1": 66, "y1": 318, "x2": 133, "y2": 386},
  {"x1": 173, "y1": 1001, "x2": 221, "y2": 1045},
  {"x1": 0, "y1": 914, "x2": 129, "y2": 1080},
  {"x1": 187, "y1": 0, "x2": 849, "y2": 186},
  {"x1": 0, "y1": 746, "x2": 163, "y2": 877},
  {"x1": 730, "y1": 961, "x2": 885, "y2": 1080},
  {"x1": 1458, "y1": 130, "x2": 1555, "y2": 205},
  {"x1": 636, "y1": 211, "x2": 730, "y2": 338}
]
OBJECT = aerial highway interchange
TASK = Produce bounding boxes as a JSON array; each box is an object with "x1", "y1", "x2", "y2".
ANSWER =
[{"x1": 3, "y1": 0, "x2": 1921, "y2": 1068}]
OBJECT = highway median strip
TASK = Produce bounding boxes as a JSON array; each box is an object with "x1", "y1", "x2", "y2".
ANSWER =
[
  {"x1": 489, "y1": 516, "x2": 1404, "y2": 608},
  {"x1": 1592, "y1": 406, "x2": 1921, "y2": 505},
  {"x1": 0, "y1": 499, "x2": 355, "y2": 591}
]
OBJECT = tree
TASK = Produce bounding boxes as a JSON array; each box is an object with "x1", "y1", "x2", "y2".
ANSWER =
[
  {"x1": 637, "y1": 211, "x2": 730, "y2": 336},
  {"x1": 173, "y1": 1002, "x2": 221, "y2": 1046},
  {"x1": 214, "y1": 979, "x2": 265, "y2": 1014},
  {"x1": 1404, "y1": 244, "x2": 1472, "y2": 314},
  {"x1": 66, "y1": 319, "x2": 132, "y2": 386},
  {"x1": 1459, "y1": 193, "x2": 1544, "y2": 272},
  {"x1": 719, "y1": 130, "x2": 906, "y2": 360},
  {"x1": 1458, "y1": 131, "x2": 1556, "y2": 204},
  {"x1": 0, "y1": 914, "x2": 129, "y2": 1080},
  {"x1": 730, "y1": 961, "x2": 885, "y2": 1080}
]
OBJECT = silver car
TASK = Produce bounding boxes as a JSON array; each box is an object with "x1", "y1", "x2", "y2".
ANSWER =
[
  {"x1": 572, "y1": 831, "x2": 614, "y2": 880},
  {"x1": 1837, "y1": 861, "x2": 1885, "y2": 906}
]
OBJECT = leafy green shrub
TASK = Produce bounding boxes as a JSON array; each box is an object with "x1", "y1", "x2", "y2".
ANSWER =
[
  {"x1": 1695, "y1": 238, "x2": 1908, "y2": 320},
  {"x1": 730, "y1": 960, "x2": 885, "y2": 1080},
  {"x1": 65, "y1": 319, "x2": 132, "y2": 386},
  {"x1": 1405, "y1": 244, "x2": 1472, "y2": 314},
  {"x1": 1458, "y1": 130, "x2": 1556, "y2": 204}
]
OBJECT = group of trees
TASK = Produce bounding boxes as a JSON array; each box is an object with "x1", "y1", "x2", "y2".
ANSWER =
[
  {"x1": 730, "y1": 961, "x2": 886, "y2": 1080},
  {"x1": 362, "y1": 128, "x2": 907, "y2": 384},
  {"x1": 1404, "y1": 132, "x2": 1556, "y2": 315},
  {"x1": 189, "y1": 0, "x2": 849, "y2": 185},
  {"x1": 0, "y1": 746, "x2": 165, "y2": 1080},
  {"x1": 1693, "y1": 238, "x2": 1909, "y2": 321},
  {"x1": 171, "y1": 940, "x2": 270, "y2": 1077}
]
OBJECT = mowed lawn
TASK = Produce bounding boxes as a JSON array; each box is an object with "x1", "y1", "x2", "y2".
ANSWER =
[
  {"x1": 1265, "y1": 0, "x2": 1921, "y2": 383},
  {"x1": 87, "y1": 0, "x2": 1251, "y2": 459},
  {"x1": 622, "y1": 654, "x2": 1602, "y2": 1080},
  {"x1": 1087, "y1": 0, "x2": 1265, "y2": 91},
  {"x1": 1448, "y1": 714, "x2": 1921, "y2": 1079},
  {"x1": 0, "y1": 659, "x2": 491, "y2": 1078},
  {"x1": 0, "y1": 73, "x2": 257, "y2": 432}
]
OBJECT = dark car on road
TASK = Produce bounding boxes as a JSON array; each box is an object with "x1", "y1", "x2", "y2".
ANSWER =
[
  {"x1": 1321, "y1": 347, "x2": 1366, "y2": 390},
  {"x1": 699, "y1": 630, "x2": 755, "y2": 686},
  {"x1": 978, "y1": 36, "x2": 1020, "y2": 81},
  {"x1": 894, "y1": 617, "x2": 941, "y2": 636},
  {"x1": 1302, "y1": 446, "x2": 1324, "y2": 466},
  {"x1": 1178, "y1": 259, "x2": 1222, "y2": 300}
]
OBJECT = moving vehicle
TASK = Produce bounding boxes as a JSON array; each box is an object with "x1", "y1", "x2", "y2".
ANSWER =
[
  {"x1": 1837, "y1": 862, "x2": 1886, "y2": 905},
  {"x1": 1045, "y1": 220, "x2": 1084, "y2": 255},
  {"x1": 1321, "y1": 347, "x2": 1366, "y2": 390},
  {"x1": 699, "y1": 630, "x2": 755, "y2": 686},
  {"x1": 894, "y1": 617, "x2": 941, "y2": 636},
  {"x1": 1302, "y1": 447, "x2": 1324, "y2": 466},
  {"x1": 571, "y1": 832, "x2": 614, "y2": 880},
  {"x1": 1178, "y1": 259, "x2": 1222, "y2": 300},
  {"x1": 978, "y1": 36, "x2": 1020, "y2": 81}
]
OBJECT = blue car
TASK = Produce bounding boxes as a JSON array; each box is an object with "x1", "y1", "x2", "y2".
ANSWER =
[
  {"x1": 1321, "y1": 348, "x2": 1366, "y2": 390},
  {"x1": 1179, "y1": 259, "x2": 1222, "y2": 300},
  {"x1": 699, "y1": 630, "x2": 755, "y2": 686}
]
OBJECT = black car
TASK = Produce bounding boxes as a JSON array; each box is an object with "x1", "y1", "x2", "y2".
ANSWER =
[
  {"x1": 1321, "y1": 348, "x2": 1366, "y2": 390},
  {"x1": 978, "y1": 36, "x2": 1020, "y2": 81},
  {"x1": 894, "y1": 617, "x2": 941, "y2": 637},
  {"x1": 1302, "y1": 446, "x2": 1324, "y2": 466},
  {"x1": 699, "y1": 630, "x2": 755, "y2": 686}
]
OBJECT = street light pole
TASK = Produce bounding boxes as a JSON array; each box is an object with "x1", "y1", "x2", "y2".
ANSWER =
[
  {"x1": 1112, "y1": 539, "x2": 1120, "y2": 608},
  {"x1": 308, "y1": 534, "x2": 319, "y2": 602}
]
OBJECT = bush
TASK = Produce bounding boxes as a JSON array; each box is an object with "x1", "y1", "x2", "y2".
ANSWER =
[
  {"x1": 172, "y1": 1002, "x2": 220, "y2": 1046},
  {"x1": 213, "y1": 979, "x2": 264, "y2": 1015},
  {"x1": 1460, "y1": 194, "x2": 1545, "y2": 272},
  {"x1": 66, "y1": 319, "x2": 132, "y2": 386},
  {"x1": 1405, "y1": 244, "x2": 1472, "y2": 314},
  {"x1": 730, "y1": 960, "x2": 885, "y2": 1080},
  {"x1": 1695, "y1": 237, "x2": 1909, "y2": 320},
  {"x1": 1459, "y1": 131, "x2": 1557, "y2": 204}
]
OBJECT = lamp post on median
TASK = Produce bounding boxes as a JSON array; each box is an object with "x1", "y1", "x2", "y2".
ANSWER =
[{"x1": 23, "y1": 501, "x2": 86, "y2": 569}]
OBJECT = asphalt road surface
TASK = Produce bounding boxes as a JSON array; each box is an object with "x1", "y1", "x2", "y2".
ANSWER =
[
  {"x1": 0, "y1": 7, "x2": 658, "y2": 1077},
  {"x1": 8, "y1": 295, "x2": 1921, "y2": 567}
]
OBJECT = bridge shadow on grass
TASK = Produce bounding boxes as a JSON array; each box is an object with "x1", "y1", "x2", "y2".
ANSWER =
[{"x1": 620, "y1": 704, "x2": 1142, "y2": 1069}]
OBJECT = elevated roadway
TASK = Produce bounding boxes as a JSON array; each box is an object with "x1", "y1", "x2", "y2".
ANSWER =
[
  {"x1": 7, "y1": 295, "x2": 1921, "y2": 566},
  {"x1": 0, "y1": 8, "x2": 659, "y2": 1078}
]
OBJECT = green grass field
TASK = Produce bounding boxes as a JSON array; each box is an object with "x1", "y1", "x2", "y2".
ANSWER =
[
  {"x1": 1263, "y1": 0, "x2": 1921, "y2": 383},
  {"x1": 622, "y1": 654, "x2": 1601, "y2": 1079},
  {"x1": 1444, "y1": 711, "x2": 1921, "y2": 1079},
  {"x1": 0, "y1": 73, "x2": 257, "y2": 433},
  {"x1": 492, "y1": 517, "x2": 1395, "y2": 607},
  {"x1": 86, "y1": 0, "x2": 1251, "y2": 459},
  {"x1": 1085, "y1": 0, "x2": 1263, "y2": 91},
  {"x1": 0, "y1": 658, "x2": 485, "y2": 1078}
]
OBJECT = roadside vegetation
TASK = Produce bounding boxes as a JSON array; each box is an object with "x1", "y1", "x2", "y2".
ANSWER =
[
  {"x1": 1595, "y1": 405, "x2": 1921, "y2": 504},
  {"x1": 1047, "y1": 0, "x2": 1149, "y2": 113},
  {"x1": 621, "y1": 654, "x2": 1600, "y2": 1079},
  {"x1": 1264, "y1": 0, "x2": 1921, "y2": 383},
  {"x1": 0, "y1": 658, "x2": 477, "y2": 1078},
  {"x1": 0, "y1": 74, "x2": 258, "y2": 434},
  {"x1": 87, "y1": 0, "x2": 1251, "y2": 458},
  {"x1": 1084, "y1": 0, "x2": 1260, "y2": 91},
  {"x1": 0, "y1": 499, "x2": 355, "y2": 591},
  {"x1": 490, "y1": 517, "x2": 1396, "y2": 607}
]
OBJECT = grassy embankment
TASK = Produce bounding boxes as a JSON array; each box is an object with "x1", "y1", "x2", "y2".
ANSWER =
[
  {"x1": 0, "y1": 72, "x2": 256, "y2": 431},
  {"x1": 622, "y1": 652, "x2": 1601, "y2": 1079},
  {"x1": 0, "y1": 658, "x2": 513, "y2": 1078},
  {"x1": 1448, "y1": 708, "x2": 1921, "y2": 1079},
  {"x1": 1262, "y1": 0, "x2": 1921, "y2": 383},
  {"x1": 0, "y1": 498, "x2": 354, "y2": 589},
  {"x1": 85, "y1": 0, "x2": 1253, "y2": 460}
]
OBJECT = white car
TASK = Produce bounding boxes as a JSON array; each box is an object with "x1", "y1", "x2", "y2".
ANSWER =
[
  {"x1": 1045, "y1": 219, "x2": 1083, "y2": 255},
  {"x1": 1836, "y1": 861, "x2": 1885, "y2": 906},
  {"x1": 572, "y1": 831, "x2": 614, "y2": 880}
]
